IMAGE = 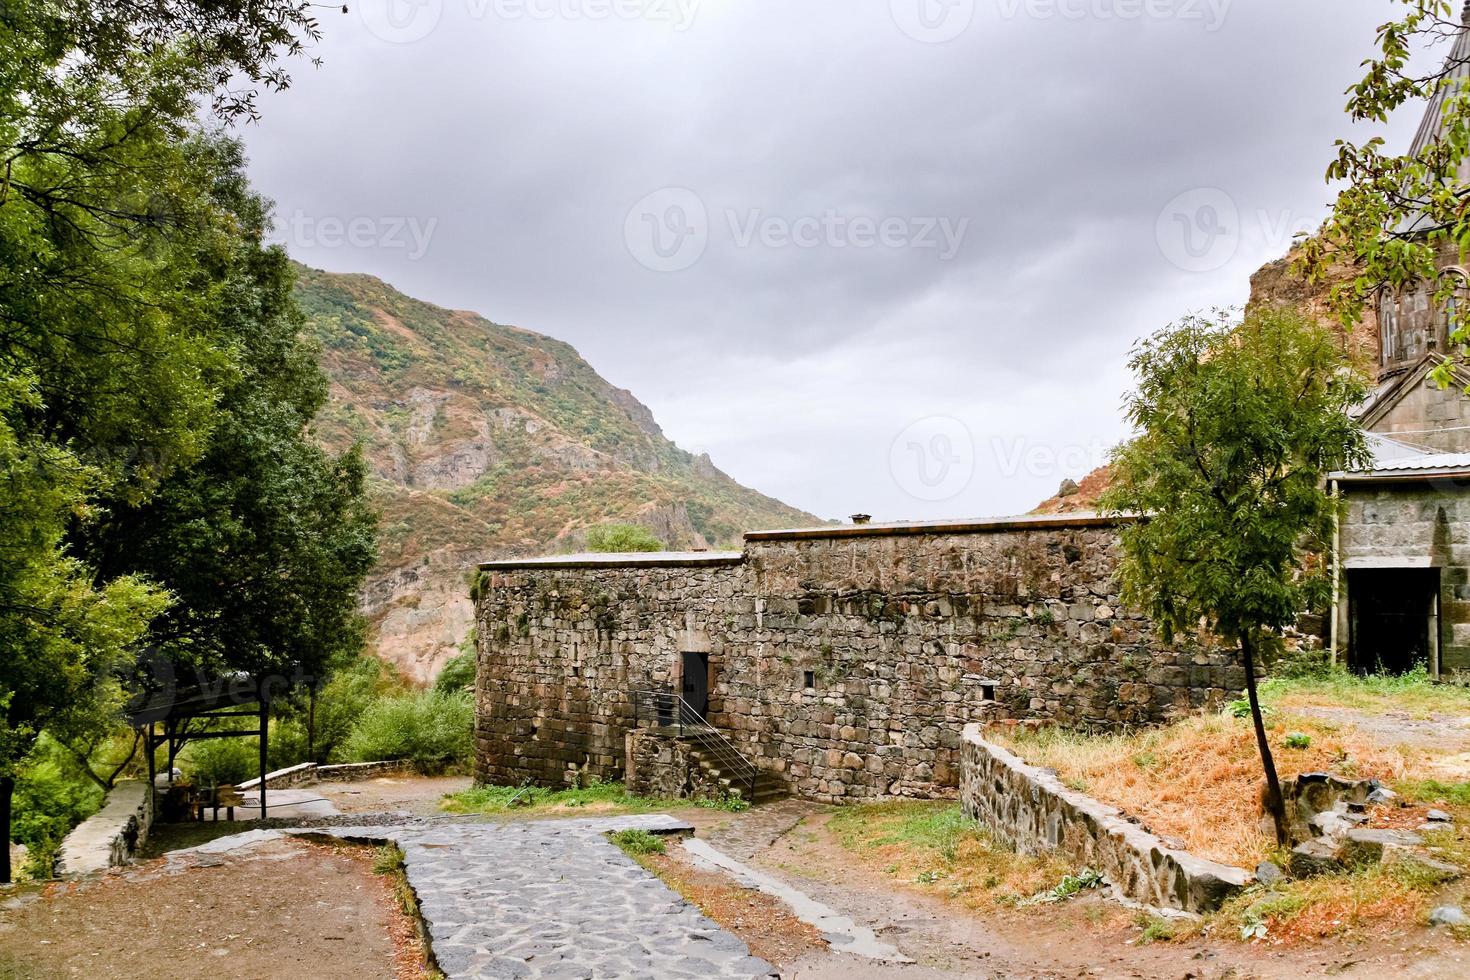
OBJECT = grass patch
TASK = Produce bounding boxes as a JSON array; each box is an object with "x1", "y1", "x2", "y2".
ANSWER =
[
  {"x1": 609, "y1": 829, "x2": 667, "y2": 855},
  {"x1": 371, "y1": 843, "x2": 446, "y2": 978},
  {"x1": 828, "y1": 801, "x2": 1069, "y2": 912},
  {"x1": 991, "y1": 711, "x2": 1408, "y2": 867},
  {"x1": 1217, "y1": 862, "x2": 1439, "y2": 944},
  {"x1": 440, "y1": 779, "x2": 748, "y2": 815},
  {"x1": 1395, "y1": 778, "x2": 1470, "y2": 807},
  {"x1": 1262, "y1": 669, "x2": 1470, "y2": 719}
]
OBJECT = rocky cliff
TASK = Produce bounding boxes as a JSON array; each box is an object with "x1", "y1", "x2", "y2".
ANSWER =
[{"x1": 295, "y1": 265, "x2": 820, "y2": 682}]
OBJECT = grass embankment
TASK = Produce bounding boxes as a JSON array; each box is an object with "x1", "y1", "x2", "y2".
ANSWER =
[
  {"x1": 827, "y1": 801, "x2": 1071, "y2": 912},
  {"x1": 440, "y1": 780, "x2": 747, "y2": 816},
  {"x1": 1262, "y1": 669, "x2": 1470, "y2": 718}
]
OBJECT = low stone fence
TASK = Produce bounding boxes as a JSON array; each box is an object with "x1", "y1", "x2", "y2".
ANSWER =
[
  {"x1": 958, "y1": 724, "x2": 1252, "y2": 913},
  {"x1": 237, "y1": 759, "x2": 417, "y2": 791},
  {"x1": 57, "y1": 779, "x2": 153, "y2": 877}
]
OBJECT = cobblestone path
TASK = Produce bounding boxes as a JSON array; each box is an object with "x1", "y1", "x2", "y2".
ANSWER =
[{"x1": 313, "y1": 815, "x2": 778, "y2": 979}]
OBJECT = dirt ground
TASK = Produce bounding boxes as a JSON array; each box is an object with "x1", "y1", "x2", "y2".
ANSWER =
[
  {"x1": 0, "y1": 836, "x2": 428, "y2": 980},
  {"x1": 638, "y1": 846, "x2": 828, "y2": 968},
  {"x1": 318, "y1": 774, "x2": 472, "y2": 815},
  {"x1": 743, "y1": 809, "x2": 1470, "y2": 979}
]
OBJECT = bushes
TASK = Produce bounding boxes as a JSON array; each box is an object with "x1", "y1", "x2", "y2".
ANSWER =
[
  {"x1": 339, "y1": 690, "x2": 473, "y2": 770},
  {"x1": 182, "y1": 737, "x2": 259, "y2": 787},
  {"x1": 12, "y1": 737, "x2": 105, "y2": 869},
  {"x1": 584, "y1": 523, "x2": 662, "y2": 553}
]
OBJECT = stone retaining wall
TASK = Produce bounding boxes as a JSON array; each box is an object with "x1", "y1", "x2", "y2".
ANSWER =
[
  {"x1": 238, "y1": 759, "x2": 416, "y2": 791},
  {"x1": 958, "y1": 724, "x2": 1252, "y2": 912},
  {"x1": 475, "y1": 516, "x2": 1244, "y2": 804},
  {"x1": 57, "y1": 780, "x2": 153, "y2": 877}
]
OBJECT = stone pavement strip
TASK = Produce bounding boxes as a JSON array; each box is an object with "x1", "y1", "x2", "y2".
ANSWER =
[{"x1": 310, "y1": 814, "x2": 779, "y2": 980}]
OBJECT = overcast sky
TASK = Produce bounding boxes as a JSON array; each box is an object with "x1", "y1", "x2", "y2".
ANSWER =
[{"x1": 245, "y1": 0, "x2": 1423, "y2": 523}]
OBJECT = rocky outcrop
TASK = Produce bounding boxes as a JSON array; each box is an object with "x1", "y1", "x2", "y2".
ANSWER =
[{"x1": 296, "y1": 264, "x2": 821, "y2": 683}]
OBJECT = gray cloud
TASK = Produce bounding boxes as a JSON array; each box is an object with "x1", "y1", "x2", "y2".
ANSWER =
[{"x1": 246, "y1": 0, "x2": 1416, "y2": 522}]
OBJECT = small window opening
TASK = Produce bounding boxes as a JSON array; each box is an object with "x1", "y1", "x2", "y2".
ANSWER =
[
  {"x1": 981, "y1": 684, "x2": 996, "y2": 702},
  {"x1": 803, "y1": 670, "x2": 816, "y2": 689},
  {"x1": 530, "y1": 718, "x2": 541, "y2": 740}
]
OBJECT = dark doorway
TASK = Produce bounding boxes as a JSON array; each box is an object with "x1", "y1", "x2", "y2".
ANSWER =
[
  {"x1": 681, "y1": 651, "x2": 710, "y2": 718},
  {"x1": 1349, "y1": 568, "x2": 1439, "y2": 676}
]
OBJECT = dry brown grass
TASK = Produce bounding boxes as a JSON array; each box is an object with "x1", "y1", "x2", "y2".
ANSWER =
[{"x1": 992, "y1": 712, "x2": 1412, "y2": 868}]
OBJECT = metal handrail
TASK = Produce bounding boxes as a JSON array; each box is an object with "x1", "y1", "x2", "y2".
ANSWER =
[{"x1": 632, "y1": 690, "x2": 758, "y2": 800}]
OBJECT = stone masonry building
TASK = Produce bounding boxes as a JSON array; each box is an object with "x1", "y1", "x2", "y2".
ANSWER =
[{"x1": 474, "y1": 515, "x2": 1244, "y2": 803}]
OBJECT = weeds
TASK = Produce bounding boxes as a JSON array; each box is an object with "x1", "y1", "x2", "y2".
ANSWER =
[
  {"x1": 442, "y1": 779, "x2": 749, "y2": 815},
  {"x1": 1023, "y1": 868, "x2": 1104, "y2": 905},
  {"x1": 609, "y1": 829, "x2": 667, "y2": 856}
]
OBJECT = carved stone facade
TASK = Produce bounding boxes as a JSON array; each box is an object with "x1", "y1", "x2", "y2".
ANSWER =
[{"x1": 473, "y1": 515, "x2": 1244, "y2": 803}]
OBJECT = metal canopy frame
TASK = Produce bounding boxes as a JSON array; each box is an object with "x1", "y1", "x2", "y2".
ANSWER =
[{"x1": 127, "y1": 676, "x2": 278, "y2": 820}]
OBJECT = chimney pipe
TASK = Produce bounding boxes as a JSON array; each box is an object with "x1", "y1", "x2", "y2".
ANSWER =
[{"x1": 850, "y1": 513, "x2": 872, "y2": 525}]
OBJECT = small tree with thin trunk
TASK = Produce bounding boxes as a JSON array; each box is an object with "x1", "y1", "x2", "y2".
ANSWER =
[{"x1": 1099, "y1": 307, "x2": 1370, "y2": 845}]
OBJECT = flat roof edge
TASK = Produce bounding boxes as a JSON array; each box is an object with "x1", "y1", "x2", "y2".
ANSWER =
[
  {"x1": 743, "y1": 512, "x2": 1131, "y2": 541},
  {"x1": 478, "y1": 551, "x2": 744, "y2": 571}
]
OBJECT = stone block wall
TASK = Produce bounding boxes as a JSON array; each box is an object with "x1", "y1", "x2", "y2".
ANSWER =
[
  {"x1": 475, "y1": 516, "x2": 1243, "y2": 804},
  {"x1": 958, "y1": 724, "x2": 1252, "y2": 913},
  {"x1": 1337, "y1": 480, "x2": 1470, "y2": 672},
  {"x1": 624, "y1": 731, "x2": 730, "y2": 801}
]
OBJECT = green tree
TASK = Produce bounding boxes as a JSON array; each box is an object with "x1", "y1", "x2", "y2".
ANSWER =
[
  {"x1": 1304, "y1": 0, "x2": 1470, "y2": 375},
  {"x1": 584, "y1": 523, "x2": 664, "y2": 553},
  {"x1": 1100, "y1": 308, "x2": 1370, "y2": 845}
]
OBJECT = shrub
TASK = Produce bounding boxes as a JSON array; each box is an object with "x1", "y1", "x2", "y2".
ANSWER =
[
  {"x1": 183, "y1": 737, "x2": 259, "y2": 787},
  {"x1": 12, "y1": 737, "x2": 104, "y2": 862},
  {"x1": 584, "y1": 523, "x2": 663, "y2": 553},
  {"x1": 339, "y1": 689, "x2": 473, "y2": 769},
  {"x1": 435, "y1": 650, "x2": 476, "y2": 694}
]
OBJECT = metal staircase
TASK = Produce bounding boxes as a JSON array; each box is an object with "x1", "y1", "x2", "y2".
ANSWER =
[{"x1": 632, "y1": 690, "x2": 787, "y2": 805}]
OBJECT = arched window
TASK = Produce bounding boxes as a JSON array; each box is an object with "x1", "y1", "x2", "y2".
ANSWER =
[
  {"x1": 1379, "y1": 291, "x2": 1399, "y2": 366},
  {"x1": 1439, "y1": 269, "x2": 1470, "y2": 350}
]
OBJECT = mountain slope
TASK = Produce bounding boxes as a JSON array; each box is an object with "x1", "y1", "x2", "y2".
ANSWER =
[{"x1": 294, "y1": 264, "x2": 820, "y2": 682}]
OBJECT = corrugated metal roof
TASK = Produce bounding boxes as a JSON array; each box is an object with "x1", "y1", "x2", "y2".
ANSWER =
[{"x1": 1333, "y1": 431, "x2": 1470, "y2": 479}]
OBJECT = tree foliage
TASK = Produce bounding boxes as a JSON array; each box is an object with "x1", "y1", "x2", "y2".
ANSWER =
[
  {"x1": 1100, "y1": 307, "x2": 1370, "y2": 843},
  {"x1": 1305, "y1": 0, "x2": 1470, "y2": 379},
  {"x1": 0, "y1": 0, "x2": 363, "y2": 879}
]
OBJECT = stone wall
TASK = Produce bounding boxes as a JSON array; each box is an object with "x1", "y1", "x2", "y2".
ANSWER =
[
  {"x1": 1336, "y1": 479, "x2": 1470, "y2": 673},
  {"x1": 238, "y1": 759, "x2": 419, "y2": 791},
  {"x1": 958, "y1": 725, "x2": 1251, "y2": 913},
  {"x1": 475, "y1": 516, "x2": 1243, "y2": 804},
  {"x1": 57, "y1": 780, "x2": 153, "y2": 877},
  {"x1": 623, "y1": 731, "x2": 730, "y2": 801}
]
